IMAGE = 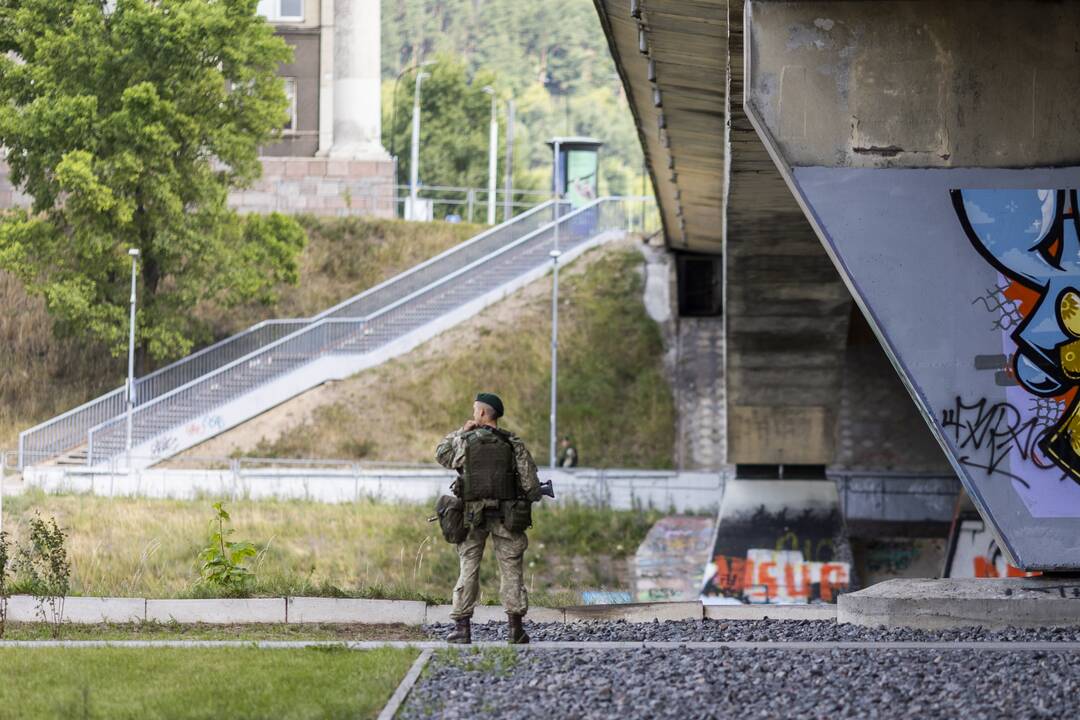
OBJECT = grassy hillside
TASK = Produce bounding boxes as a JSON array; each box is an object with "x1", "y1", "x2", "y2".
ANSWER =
[
  {"x1": 230, "y1": 242, "x2": 676, "y2": 469},
  {"x1": 0, "y1": 217, "x2": 481, "y2": 448}
]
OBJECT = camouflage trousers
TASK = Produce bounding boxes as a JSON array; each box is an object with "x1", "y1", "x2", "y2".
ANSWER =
[{"x1": 450, "y1": 514, "x2": 529, "y2": 619}]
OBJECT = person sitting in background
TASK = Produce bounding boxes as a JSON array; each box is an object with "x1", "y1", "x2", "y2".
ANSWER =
[{"x1": 558, "y1": 436, "x2": 578, "y2": 468}]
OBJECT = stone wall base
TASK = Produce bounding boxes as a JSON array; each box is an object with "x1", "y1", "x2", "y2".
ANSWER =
[{"x1": 0, "y1": 157, "x2": 396, "y2": 218}]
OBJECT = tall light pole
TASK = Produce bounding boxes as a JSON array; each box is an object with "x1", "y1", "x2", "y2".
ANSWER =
[
  {"x1": 125, "y1": 248, "x2": 140, "y2": 466},
  {"x1": 549, "y1": 247, "x2": 562, "y2": 468},
  {"x1": 389, "y1": 60, "x2": 434, "y2": 198},
  {"x1": 549, "y1": 138, "x2": 562, "y2": 468},
  {"x1": 503, "y1": 99, "x2": 515, "y2": 222},
  {"x1": 408, "y1": 70, "x2": 430, "y2": 220},
  {"x1": 482, "y1": 86, "x2": 498, "y2": 225}
]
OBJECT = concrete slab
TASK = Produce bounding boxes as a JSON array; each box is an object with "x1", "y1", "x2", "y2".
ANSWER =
[
  {"x1": 6, "y1": 596, "x2": 145, "y2": 624},
  {"x1": 838, "y1": 578, "x2": 1080, "y2": 629},
  {"x1": 704, "y1": 604, "x2": 837, "y2": 621},
  {"x1": 145, "y1": 599, "x2": 286, "y2": 624},
  {"x1": 563, "y1": 601, "x2": 703, "y2": 623},
  {"x1": 286, "y1": 598, "x2": 426, "y2": 625}
]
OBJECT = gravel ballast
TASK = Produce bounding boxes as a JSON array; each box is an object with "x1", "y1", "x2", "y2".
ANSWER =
[
  {"x1": 425, "y1": 618, "x2": 1080, "y2": 643},
  {"x1": 400, "y1": 646, "x2": 1080, "y2": 719}
]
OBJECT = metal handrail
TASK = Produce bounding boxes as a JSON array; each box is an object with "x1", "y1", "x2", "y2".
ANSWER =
[
  {"x1": 85, "y1": 200, "x2": 608, "y2": 430},
  {"x1": 84, "y1": 198, "x2": 636, "y2": 465},
  {"x1": 17, "y1": 201, "x2": 559, "y2": 468}
]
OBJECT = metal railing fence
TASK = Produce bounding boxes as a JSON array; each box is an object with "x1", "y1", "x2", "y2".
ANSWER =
[
  {"x1": 392, "y1": 185, "x2": 552, "y2": 223},
  {"x1": 17, "y1": 200, "x2": 559, "y2": 468},
  {"x1": 83, "y1": 197, "x2": 640, "y2": 466}
]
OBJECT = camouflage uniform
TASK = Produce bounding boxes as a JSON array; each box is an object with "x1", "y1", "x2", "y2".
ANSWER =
[{"x1": 435, "y1": 426, "x2": 540, "y2": 620}]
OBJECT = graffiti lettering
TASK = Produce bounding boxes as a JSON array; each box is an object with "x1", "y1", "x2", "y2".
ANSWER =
[
  {"x1": 1018, "y1": 584, "x2": 1080, "y2": 599},
  {"x1": 150, "y1": 435, "x2": 178, "y2": 458},
  {"x1": 940, "y1": 397, "x2": 1060, "y2": 486},
  {"x1": 702, "y1": 550, "x2": 850, "y2": 604}
]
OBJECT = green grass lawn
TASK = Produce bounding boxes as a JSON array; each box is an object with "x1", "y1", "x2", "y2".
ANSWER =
[{"x1": 0, "y1": 646, "x2": 418, "y2": 720}]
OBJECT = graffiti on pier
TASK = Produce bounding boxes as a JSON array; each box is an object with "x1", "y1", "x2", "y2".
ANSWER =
[
  {"x1": 953, "y1": 188, "x2": 1080, "y2": 484},
  {"x1": 633, "y1": 516, "x2": 713, "y2": 603},
  {"x1": 944, "y1": 515, "x2": 1039, "y2": 579},
  {"x1": 703, "y1": 549, "x2": 849, "y2": 604},
  {"x1": 700, "y1": 507, "x2": 851, "y2": 605},
  {"x1": 941, "y1": 397, "x2": 1061, "y2": 486}
]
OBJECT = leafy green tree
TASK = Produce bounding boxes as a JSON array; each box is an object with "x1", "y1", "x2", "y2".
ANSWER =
[
  {"x1": 383, "y1": 55, "x2": 540, "y2": 220},
  {"x1": 381, "y1": 0, "x2": 647, "y2": 203},
  {"x1": 0, "y1": 0, "x2": 306, "y2": 365}
]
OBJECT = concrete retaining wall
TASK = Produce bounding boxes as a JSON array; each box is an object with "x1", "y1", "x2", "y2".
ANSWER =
[{"x1": 22, "y1": 466, "x2": 727, "y2": 512}]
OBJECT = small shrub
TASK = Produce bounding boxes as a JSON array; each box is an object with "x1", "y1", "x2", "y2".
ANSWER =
[
  {"x1": 0, "y1": 530, "x2": 10, "y2": 638},
  {"x1": 16, "y1": 513, "x2": 71, "y2": 638},
  {"x1": 197, "y1": 502, "x2": 258, "y2": 594}
]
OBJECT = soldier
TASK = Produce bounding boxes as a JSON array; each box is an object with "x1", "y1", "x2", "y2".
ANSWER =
[{"x1": 435, "y1": 392, "x2": 542, "y2": 645}]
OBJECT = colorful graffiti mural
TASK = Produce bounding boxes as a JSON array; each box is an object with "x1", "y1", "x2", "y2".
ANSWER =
[
  {"x1": 703, "y1": 549, "x2": 849, "y2": 604},
  {"x1": 700, "y1": 500, "x2": 852, "y2": 605},
  {"x1": 944, "y1": 513, "x2": 1040, "y2": 579},
  {"x1": 783, "y1": 166, "x2": 1080, "y2": 568},
  {"x1": 633, "y1": 516, "x2": 714, "y2": 602},
  {"x1": 953, "y1": 189, "x2": 1080, "y2": 483}
]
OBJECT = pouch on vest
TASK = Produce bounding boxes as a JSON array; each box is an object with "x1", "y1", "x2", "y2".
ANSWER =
[
  {"x1": 435, "y1": 495, "x2": 468, "y2": 544},
  {"x1": 502, "y1": 499, "x2": 533, "y2": 533}
]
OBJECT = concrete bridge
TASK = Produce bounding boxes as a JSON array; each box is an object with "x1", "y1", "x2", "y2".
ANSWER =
[{"x1": 595, "y1": 0, "x2": 1080, "y2": 591}]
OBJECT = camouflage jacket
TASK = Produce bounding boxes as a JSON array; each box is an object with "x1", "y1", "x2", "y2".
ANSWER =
[{"x1": 435, "y1": 425, "x2": 542, "y2": 511}]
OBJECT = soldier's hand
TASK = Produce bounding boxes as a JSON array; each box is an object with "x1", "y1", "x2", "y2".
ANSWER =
[{"x1": 462, "y1": 420, "x2": 479, "y2": 431}]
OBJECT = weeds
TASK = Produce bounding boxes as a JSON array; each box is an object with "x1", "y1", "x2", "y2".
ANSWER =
[
  {"x1": 15, "y1": 513, "x2": 71, "y2": 638},
  {"x1": 0, "y1": 530, "x2": 9, "y2": 638},
  {"x1": 435, "y1": 647, "x2": 519, "y2": 677},
  {"x1": 2, "y1": 491, "x2": 655, "y2": 603},
  {"x1": 196, "y1": 503, "x2": 257, "y2": 594}
]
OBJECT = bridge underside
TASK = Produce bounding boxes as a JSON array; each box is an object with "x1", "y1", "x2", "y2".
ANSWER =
[
  {"x1": 595, "y1": 0, "x2": 946, "y2": 470},
  {"x1": 600, "y1": 0, "x2": 1080, "y2": 570}
]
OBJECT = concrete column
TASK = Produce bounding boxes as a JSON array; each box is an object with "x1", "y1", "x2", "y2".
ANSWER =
[
  {"x1": 316, "y1": 0, "x2": 335, "y2": 155},
  {"x1": 329, "y1": 0, "x2": 388, "y2": 159}
]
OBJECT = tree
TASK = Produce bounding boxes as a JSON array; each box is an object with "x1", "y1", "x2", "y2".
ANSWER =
[
  {"x1": 384, "y1": 55, "x2": 540, "y2": 220},
  {"x1": 0, "y1": 0, "x2": 306, "y2": 366}
]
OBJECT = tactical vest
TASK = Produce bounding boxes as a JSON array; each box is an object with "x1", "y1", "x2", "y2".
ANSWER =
[{"x1": 462, "y1": 427, "x2": 518, "y2": 501}]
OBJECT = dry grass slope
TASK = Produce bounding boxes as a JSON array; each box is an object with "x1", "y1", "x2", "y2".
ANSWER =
[
  {"x1": 0, "y1": 217, "x2": 480, "y2": 448},
  {"x1": 230, "y1": 243, "x2": 676, "y2": 469}
]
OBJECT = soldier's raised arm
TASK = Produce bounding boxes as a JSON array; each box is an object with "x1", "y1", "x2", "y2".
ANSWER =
[{"x1": 435, "y1": 428, "x2": 469, "y2": 470}]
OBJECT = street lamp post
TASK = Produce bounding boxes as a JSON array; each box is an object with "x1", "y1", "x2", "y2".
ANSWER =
[
  {"x1": 549, "y1": 248, "x2": 562, "y2": 469},
  {"x1": 125, "y1": 248, "x2": 140, "y2": 467},
  {"x1": 408, "y1": 70, "x2": 430, "y2": 220},
  {"x1": 549, "y1": 138, "x2": 562, "y2": 468},
  {"x1": 482, "y1": 86, "x2": 498, "y2": 225},
  {"x1": 390, "y1": 60, "x2": 434, "y2": 214},
  {"x1": 503, "y1": 99, "x2": 515, "y2": 222}
]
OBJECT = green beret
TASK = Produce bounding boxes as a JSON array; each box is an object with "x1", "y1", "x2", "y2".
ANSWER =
[{"x1": 475, "y1": 392, "x2": 504, "y2": 418}]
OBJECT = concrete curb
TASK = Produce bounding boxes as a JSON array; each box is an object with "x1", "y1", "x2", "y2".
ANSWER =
[
  {"x1": 3, "y1": 595, "x2": 841, "y2": 626},
  {"x1": 3, "y1": 639, "x2": 1080, "y2": 651},
  {"x1": 377, "y1": 649, "x2": 433, "y2": 720}
]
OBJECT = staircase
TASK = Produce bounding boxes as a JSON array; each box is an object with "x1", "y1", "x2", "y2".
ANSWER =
[{"x1": 19, "y1": 197, "x2": 645, "y2": 469}]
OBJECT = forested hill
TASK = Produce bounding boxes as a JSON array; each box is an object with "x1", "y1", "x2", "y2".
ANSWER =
[{"x1": 380, "y1": 0, "x2": 645, "y2": 198}]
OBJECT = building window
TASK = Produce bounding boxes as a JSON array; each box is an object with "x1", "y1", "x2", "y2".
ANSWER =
[
  {"x1": 283, "y1": 77, "x2": 298, "y2": 134},
  {"x1": 257, "y1": 0, "x2": 304, "y2": 22}
]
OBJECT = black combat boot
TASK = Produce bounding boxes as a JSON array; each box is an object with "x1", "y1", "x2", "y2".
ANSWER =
[
  {"x1": 507, "y1": 613, "x2": 530, "y2": 644},
  {"x1": 447, "y1": 617, "x2": 471, "y2": 644}
]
